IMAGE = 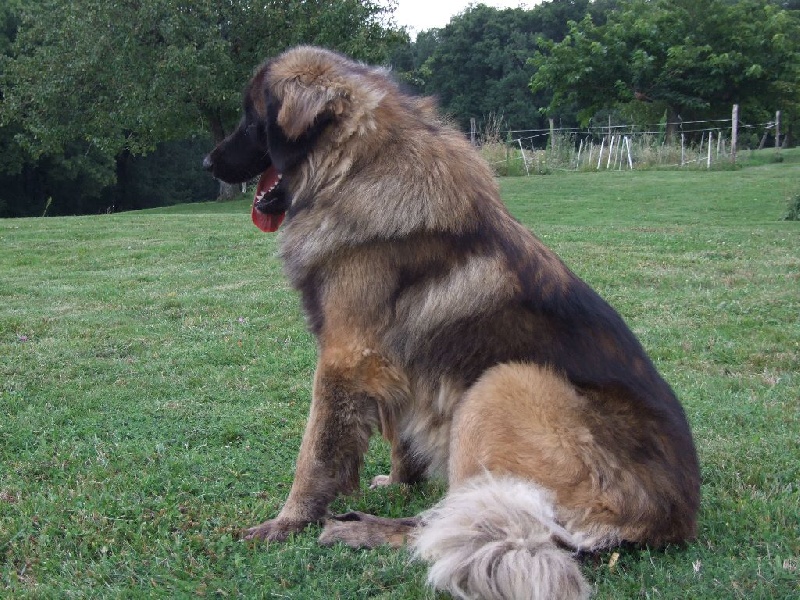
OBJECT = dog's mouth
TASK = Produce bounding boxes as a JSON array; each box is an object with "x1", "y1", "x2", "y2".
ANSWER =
[{"x1": 251, "y1": 166, "x2": 289, "y2": 232}]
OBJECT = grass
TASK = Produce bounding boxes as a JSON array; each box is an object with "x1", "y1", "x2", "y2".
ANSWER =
[{"x1": 2, "y1": 148, "x2": 799, "y2": 598}]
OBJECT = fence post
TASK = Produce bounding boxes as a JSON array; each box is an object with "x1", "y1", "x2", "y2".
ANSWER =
[
  {"x1": 625, "y1": 136, "x2": 633, "y2": 169},
  {"x1": 470, "y1": 118, "x2": 477, "y2": 146},
  {"x1": 707, "y1": 131, "x2": 713, "y2": 169},
  {"x1": 731, "y1": 104, "x2": 739, "y2": 165},
  {"x1": 517, "y1": 139, "x2": 530, "y2": 176},
  {"x1": 549, "y1": 118, "x2": 556, "y2": 154},
  {"x1": 597, "y1": 138, "x2": 605, "y2": 170},
  {"x1": 681, "y1": 133, "x2": 686, "y2": 166},
  {"x1": 775, "y1": 110, "x2": 781, "y2": 150}
]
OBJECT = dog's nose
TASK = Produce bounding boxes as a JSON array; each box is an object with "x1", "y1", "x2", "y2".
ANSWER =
[{"x1": 202, "y1": 155, "x2": 213, "y2": 171}]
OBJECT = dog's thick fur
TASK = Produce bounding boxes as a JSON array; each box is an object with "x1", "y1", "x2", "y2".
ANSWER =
[{"x1": 204, "y1": 46, "x2": 701, "y2": 599}]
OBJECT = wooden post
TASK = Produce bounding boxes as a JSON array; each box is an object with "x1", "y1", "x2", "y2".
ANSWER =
[
  {"x1": 597, "y1": 138, "x2": 605, "y2": 170},
  {"x1": 517, "y1": 139, "x2": 530, "y2": 176},
  {"x1": 625, "y1": 136, "x2": 634, "y2": 169},
  {"x1": 758, "y1": 128, "x2": 769, "y2": 150},
  {"x1": 549, "y1": 118, "x2": 556, "y2": 153},
  {"x1": 576, "y1": 138, "x2": 584, "y2": 170},
  {"x1": 716, "y1": 130, "x2": 722, "y2": 157},
  {"x1": 707, "y1": 131, "x2": 713, "y2": 169},
  {"x1": 731, "y1": 104, "x2": 738, "y2": 165},
  {"x1": 775, "y1": 110, "x2": 781, "y2": 149},
  {"x1": 606, "y1": 135, "x2": 615, "y2": 169},
  {"x1": 470, "y1": 118, "x2": 477, "y2": 146},
  {"x1": 587, "y1": 141, "x2": 594, "y2": 170},
  {"x1": 681, "y1": 133, "x2": 685, "y2": 166}
]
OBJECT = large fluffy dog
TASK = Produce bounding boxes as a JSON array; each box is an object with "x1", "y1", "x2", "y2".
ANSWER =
[{"x1": 203, "y1": 46, "x2": 700, "y2": 599}]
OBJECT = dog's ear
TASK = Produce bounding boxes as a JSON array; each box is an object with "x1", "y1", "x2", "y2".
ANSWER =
[
  {"x1": 274, "y1": 79, "x2": 348, "y2": 142},
  {"x1": 265, "y1": 79, "x2": 344, "y2": 172},
  {"x1": 266, "y1": 95, "x2": 335, "y2": 173}
]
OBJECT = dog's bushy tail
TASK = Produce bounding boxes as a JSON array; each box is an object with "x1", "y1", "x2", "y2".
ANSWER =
[{"x1": 412, "y1": 475, "x2": 591, "y2": 600}]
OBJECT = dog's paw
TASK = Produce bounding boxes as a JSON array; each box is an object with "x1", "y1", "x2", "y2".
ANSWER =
[
  {"x1": 241, "y1": 518, "x2": 309, "y2": 542},
  {"x1": 369, "y1": 474, "x2": 393, "y2": 489}
]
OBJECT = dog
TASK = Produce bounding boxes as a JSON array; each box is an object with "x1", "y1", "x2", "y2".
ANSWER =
[{"x1": 203, "y1": 46, "x2": 701, "y2": 599}]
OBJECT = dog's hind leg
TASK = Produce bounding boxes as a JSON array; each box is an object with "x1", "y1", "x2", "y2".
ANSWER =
[
  {"x1": 413, "y1": 362, "x2": 615, "y2": 600},
  {"x1": 413, "y1": 361, "x2": 697, "y2": 599}
]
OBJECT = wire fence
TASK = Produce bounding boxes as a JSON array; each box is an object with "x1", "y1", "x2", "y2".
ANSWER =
[{"x1": 476, "y1": 111, "x2": 786, "y2": 175}]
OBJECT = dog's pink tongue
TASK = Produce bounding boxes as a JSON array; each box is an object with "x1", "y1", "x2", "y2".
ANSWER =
[
  {"x1": 251, "y1": 168, "x2": 285, "y2": 233},
  {"x1": 251, "y1": 204, "x2": 284, "y2": 233}
]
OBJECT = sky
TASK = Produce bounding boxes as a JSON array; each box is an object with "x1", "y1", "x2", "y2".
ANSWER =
[{"x1": 393, "y1": 1, "x2": 538, "y2": 37}]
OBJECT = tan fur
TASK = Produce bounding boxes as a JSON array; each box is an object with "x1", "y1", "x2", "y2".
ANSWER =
[{"x1": 206, "y1": 46, "x2": 701, "y2": 599}]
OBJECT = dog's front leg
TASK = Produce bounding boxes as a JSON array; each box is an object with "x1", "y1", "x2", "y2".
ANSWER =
[{"x1": 244, "y1": 359, "x2": 380, "y2": 542}]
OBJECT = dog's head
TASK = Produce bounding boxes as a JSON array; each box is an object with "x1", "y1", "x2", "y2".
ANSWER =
[{"x1": 203, "y1": 46, "x2": 385, "y2": 232}]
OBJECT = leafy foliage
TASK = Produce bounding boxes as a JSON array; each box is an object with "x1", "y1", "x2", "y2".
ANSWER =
[
  {"x1": 2, "y1": 0, "x2": 404, "y2": 156},
  {"x1": 0, "y1": 0, "x2": 405, "y2": 215},
  {"x1": 530, "y1": 0, "x2": 800, "y2": 129},
  {"x1": 393, "y1": 1, "x2": 589, "y2": 132}
]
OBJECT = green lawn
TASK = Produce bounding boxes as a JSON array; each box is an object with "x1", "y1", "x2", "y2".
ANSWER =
[{"x1": 2, "y1": 150, "x2": 799, "y2": 598}]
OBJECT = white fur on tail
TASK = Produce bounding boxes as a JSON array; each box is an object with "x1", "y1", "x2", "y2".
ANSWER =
[{"x1": 412, "y1": 475, "x2": 591, "y2": 600}]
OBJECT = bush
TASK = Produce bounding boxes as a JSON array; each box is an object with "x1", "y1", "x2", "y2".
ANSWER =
[{"x1": 781, "y1": 193, "x2": 800, "y2": 221}]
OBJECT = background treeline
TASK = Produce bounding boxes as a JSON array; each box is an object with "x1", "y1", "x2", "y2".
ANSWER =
[
  {"x1": 0, "y1": 0, "x2": 405, "y2": 217},
  {"x1": 394, "y1": 0, "x2": 799, "y2": 144},
  {"x1": 1, "y1": 0, "x2": 798, "y2": 217}
]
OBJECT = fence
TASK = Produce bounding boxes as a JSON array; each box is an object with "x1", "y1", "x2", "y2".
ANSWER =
[{"x1": 476, "y1": 106, "x2": 786, "y2": 175}]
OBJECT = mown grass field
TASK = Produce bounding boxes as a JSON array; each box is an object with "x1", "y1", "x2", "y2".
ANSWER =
[{"x1": 2, "y1": 150, "x2": 799, "y2": 598}]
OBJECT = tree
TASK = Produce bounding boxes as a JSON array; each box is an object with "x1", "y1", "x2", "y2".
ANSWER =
[
  {"x1": 1, "y1": 0, "x2": 406, "y2": 203},
  {"x1": 395, "y1": 1, "x2": 589, "y2": 134},
  {"x1": 530, "y1": 0, "x2": 800, "y2": 141},
  {"x1": 0, "y1": 0, "x2": 115, "y2": 218}
]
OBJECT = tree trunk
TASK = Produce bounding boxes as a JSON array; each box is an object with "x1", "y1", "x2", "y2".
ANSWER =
[
  {"x1": 218, "y1": 180, "x2": 239, "y2": 200},
  {"x1": 115, "y1": 149, "x2": 134, "y2": 211},
  {"x1": 208, "y1": 110, "x2": 240, "y2": 201}
]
